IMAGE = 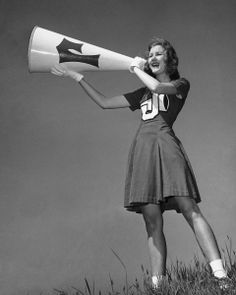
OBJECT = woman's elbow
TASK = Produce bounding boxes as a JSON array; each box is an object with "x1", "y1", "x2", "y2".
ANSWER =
[{"x1": 148, "y1": 82, "x2": 159, "y2": 93}]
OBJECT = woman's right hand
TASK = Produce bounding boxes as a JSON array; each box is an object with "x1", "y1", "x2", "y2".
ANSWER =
[
  {"x1": 129, "y1": 56, "x2": 146, "y2": 73},
  {"x1": 51, "y1": 64, "x2": 84, "y2": 82}
]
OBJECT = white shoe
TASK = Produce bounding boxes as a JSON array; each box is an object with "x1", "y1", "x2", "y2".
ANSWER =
[{"x1": 152, "y1": 275, "x2": 165, "y2": 289}]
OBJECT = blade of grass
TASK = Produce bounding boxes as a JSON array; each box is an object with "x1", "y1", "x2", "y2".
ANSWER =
[
  {"x1": 84, "y1": 278, "x2": 92, "y2": 295},
  {"x1": 110, "y1": 248, "x2": 128, "y2": 295}
]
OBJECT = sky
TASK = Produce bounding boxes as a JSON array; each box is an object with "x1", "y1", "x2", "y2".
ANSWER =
[{"x1": 0, "y1": 0, "x2": 236, "y2": 294}]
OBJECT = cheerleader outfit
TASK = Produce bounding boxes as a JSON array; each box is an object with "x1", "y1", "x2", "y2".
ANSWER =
[{"x1": 123, "y1": 78, "x2": 201, "y2": 213}]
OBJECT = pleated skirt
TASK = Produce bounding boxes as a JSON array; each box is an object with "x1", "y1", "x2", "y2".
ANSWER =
[{"x1": 124, "y1": 118, "x2": 201, "y2": 213}]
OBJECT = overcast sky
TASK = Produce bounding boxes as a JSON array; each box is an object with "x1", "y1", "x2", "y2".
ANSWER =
[{"x1": 1, "y1": 0, "x2": 236, "y2": 294}]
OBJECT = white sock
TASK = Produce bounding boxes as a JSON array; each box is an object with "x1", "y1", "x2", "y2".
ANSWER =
[
  {"x1": 209, "y1": 259, "x2": 227, "y2": 279},
  {"x1": 152, "y1": 275, "x2": 165, "y2": 287}
]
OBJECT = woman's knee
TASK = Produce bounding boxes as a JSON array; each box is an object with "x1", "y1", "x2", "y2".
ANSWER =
[
  {"x1": 175, "y1": 197, "x2": 202, "y2": 222},
  {"x1": 142, "y1": 204, "x2": 163, "y2": 233}
]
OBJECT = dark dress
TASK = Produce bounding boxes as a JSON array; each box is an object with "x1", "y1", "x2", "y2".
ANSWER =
[{"x1": 123, "y1": 78, "x2": 201, "y2": 213}]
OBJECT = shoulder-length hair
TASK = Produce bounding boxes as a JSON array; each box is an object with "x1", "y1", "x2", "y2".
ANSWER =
[{"x1": 144, "y1": 37, "x2": 180, "y2": 80}]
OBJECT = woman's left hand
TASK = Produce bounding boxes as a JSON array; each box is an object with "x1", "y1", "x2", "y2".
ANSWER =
[
  {"x1": 129, "y1": 56, "x2": 146, "y2": 73},
  {"x1": 51, "y1": 64, "x2": 84, "y2": 82}
]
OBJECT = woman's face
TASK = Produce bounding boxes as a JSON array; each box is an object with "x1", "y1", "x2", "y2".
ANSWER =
[{"x1": 148, "y1": 45, "x2": 167, "y2": 76}]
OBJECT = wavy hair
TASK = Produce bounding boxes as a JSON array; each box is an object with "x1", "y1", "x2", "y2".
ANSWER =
[{"x1": 144, "y1": 38, "x2": 180, "y2": 80}]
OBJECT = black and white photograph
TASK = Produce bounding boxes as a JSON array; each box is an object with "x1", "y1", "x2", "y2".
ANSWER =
[{"x1": 1, "y1": 1, "x2": 236, "y2": 294}]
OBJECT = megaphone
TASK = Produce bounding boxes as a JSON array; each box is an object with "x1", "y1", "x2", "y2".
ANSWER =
[{"x1": 28, "y1": 26, "x2": 133, "y2": 73}]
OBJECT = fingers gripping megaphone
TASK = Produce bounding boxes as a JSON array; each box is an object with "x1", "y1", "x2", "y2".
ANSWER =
[{"x1": 28, "y1": 26, "x2": 133, "y2": 73}]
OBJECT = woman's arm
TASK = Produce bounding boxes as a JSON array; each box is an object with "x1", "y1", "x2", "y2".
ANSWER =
[
  {"x1": 133, "y1": 67, "x2": 177, "y2": 95},
  {"x1": 79, "y1": 78, "x2": 130, "y2": 109},
  {"x1": 51, "y1": 64, "x2": 130, "y2": 109},
  {"x1": 130, "y1": 57, "x2": 177, "y2": 95}
]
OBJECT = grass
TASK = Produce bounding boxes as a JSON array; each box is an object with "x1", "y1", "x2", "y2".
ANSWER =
[{"x1": 52, "y1": 237, "x2": 236, "y2": 295}]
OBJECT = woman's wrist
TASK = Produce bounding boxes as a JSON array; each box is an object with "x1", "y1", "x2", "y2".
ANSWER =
[
  {"x1": 130, "y1": 65, "x2": 138, "y2": 73},
  {"x1": 73, "y1": 73, "x2": 84, "y2": 83}
]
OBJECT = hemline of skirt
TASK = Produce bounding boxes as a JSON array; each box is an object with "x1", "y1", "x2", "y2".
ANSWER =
[{"x1": 124, "y1": 194, "x2": 201, "y2": 214}]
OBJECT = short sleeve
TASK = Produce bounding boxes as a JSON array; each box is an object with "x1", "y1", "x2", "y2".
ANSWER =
[
  {"x1": 124, "y1": 87, "x2": 146, "y2": 111},
  {"x1": 172, "y1": 78, "x2": 190, "y2": 100}
]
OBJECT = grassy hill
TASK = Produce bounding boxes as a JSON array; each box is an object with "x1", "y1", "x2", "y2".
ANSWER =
[{"x1": 50, "y1": 237, "x2": 236, "y2": 294}]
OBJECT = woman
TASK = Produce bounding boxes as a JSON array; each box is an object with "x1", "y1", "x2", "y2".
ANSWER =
[{"x1": 51, "y1": 38, "x2": 229, "y2": 289}]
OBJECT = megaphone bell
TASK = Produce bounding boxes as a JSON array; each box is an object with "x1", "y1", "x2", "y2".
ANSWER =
[{"x1": 28, "y1": 26, "x2": 133, "y2": 73}]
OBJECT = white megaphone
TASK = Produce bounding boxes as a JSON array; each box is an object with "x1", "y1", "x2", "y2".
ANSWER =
[{"x1": 28, "y1": 26, "x2": 133, "y2": 73}]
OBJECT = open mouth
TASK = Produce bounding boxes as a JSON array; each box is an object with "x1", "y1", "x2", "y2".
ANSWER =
[{"x1": 150, "y1": 62, "x2": 160, "y2": 67}]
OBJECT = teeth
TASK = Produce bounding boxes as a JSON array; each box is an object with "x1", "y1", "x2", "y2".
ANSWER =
[{"x1": 151, "y1": 62, "x2": 159, "y2": 66}]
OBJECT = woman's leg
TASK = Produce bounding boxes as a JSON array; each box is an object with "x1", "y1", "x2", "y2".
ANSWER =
[
  {"x1": 174, "y1": 197, "x2": 227, "y2": 279},
  {"x1": 174, "y1": 196, "x2": 221, "y2": 261},
  {"x1": 141, "y1": 203, "x2": 167, "y2": 278}
]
